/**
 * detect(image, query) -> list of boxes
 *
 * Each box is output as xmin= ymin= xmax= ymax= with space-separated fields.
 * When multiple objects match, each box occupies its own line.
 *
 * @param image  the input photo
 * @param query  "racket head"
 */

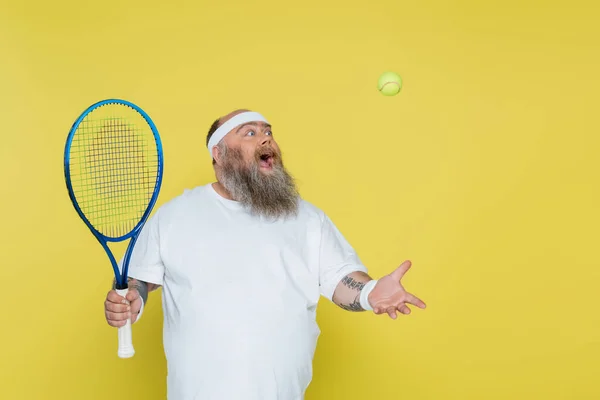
xmin=64 ymin=99 xmax=164 ymax=243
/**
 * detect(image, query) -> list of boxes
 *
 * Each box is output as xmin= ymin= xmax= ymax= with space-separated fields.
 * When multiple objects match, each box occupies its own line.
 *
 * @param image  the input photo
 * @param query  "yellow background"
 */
xmin=1 ymin=0 xmax=599 ymax=398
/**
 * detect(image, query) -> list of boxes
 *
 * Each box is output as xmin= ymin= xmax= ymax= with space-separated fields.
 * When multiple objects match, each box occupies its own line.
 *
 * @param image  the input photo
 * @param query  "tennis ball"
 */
xmin=377 ymin=71 xmax=402 ymax=96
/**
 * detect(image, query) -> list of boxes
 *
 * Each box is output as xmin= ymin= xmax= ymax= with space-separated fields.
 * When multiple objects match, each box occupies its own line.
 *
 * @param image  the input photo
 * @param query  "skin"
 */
xmin=104 ymin=110 xmax=426 ymax=328
xmin=332 ymin=261 xmax=426 ymax=318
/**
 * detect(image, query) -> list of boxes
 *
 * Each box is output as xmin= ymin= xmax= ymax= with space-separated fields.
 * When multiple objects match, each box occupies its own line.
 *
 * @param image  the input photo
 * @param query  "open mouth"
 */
xmin=259 ymin=153 xmax=274 ymax=169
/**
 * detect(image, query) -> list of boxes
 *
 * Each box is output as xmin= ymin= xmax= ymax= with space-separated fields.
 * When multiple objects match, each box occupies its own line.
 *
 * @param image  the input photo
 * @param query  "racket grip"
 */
xmin=116 ymin=288 xmax=135 ymax=358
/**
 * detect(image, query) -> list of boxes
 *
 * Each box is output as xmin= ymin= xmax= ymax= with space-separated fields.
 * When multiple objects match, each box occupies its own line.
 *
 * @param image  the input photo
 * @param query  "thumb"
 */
xmin=126 ymin=288 xmax=140 ymax=302
xmin=390 ymin=260 xmax=411 ymax=281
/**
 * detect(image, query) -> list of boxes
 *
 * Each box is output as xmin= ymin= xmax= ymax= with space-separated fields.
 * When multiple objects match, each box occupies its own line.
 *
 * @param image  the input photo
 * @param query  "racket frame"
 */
xmin=63 ymin=98 xmax=164 ymax=290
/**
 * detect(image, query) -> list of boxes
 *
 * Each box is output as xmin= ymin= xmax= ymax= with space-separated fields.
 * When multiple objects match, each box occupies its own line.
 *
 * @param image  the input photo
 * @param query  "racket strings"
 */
xmin=68 ymin=106 xmax=160 ymax=238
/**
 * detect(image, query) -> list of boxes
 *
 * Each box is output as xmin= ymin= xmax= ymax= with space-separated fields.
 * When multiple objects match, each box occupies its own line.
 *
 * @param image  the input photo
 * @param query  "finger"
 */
xmin=405 ymin=293 xmax=427 ymax=309
xmin=386 ymin=306 xmax=397 ymax=320
xmin=390 ymin=260 xmax=412 ymax=281
xmin=106 ymin=290 xmax=129 ymax=305
xmin=105 ymin=300 xmax=130 ymax=313
xmin=126 ymin=290 xmax=140 ymax=302
xmin=374 ymin=307 xmax=384 ymax=315
xmin=397 ymin=303 xmax=411 ymax=315
xmin=107 ymin=318 xmax=128 ymax=328
xmin=129 ymin=298 xmax=142 ymax=314
xmin=105 ymin=310 xmax=131 ymax=322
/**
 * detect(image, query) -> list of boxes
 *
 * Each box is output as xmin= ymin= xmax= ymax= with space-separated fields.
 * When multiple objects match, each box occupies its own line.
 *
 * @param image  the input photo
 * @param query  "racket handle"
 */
xmin=116 ymin=288 xmax=135 ymax=358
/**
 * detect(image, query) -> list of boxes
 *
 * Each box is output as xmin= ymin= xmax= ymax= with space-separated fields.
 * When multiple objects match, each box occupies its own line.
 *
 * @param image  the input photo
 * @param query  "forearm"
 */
xmin=332 ymin=271 xmax=374 ymax=312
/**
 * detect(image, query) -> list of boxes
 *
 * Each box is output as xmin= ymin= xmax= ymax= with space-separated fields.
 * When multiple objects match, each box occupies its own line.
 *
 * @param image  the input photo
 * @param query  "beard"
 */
xmin=217 ymin=143 xmax=300 ymax=220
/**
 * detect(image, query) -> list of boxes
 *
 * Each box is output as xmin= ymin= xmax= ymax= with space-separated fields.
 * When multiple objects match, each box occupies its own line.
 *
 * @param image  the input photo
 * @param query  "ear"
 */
xmin=212 ymin=145 xmax=221 ymax=165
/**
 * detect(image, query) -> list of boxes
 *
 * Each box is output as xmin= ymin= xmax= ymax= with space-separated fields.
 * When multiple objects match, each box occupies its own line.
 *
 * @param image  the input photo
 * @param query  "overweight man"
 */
xmin=104 ymin=109 xmax=426 ymax=400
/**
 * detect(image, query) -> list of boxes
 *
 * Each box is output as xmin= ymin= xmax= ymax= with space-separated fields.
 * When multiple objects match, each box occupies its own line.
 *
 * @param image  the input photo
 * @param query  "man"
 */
xmin=104 ymin=109 xmax=426 ymax=400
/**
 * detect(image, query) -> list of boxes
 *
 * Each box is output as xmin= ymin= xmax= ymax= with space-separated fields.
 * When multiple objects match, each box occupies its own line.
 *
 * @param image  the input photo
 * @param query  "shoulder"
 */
xmin=297 ymin=198 xmax=327 ymax=223
xmin=151 ymin=184 xmax=214 ymax=219
xmin=297 ymin=198 xmax=347 ymax=233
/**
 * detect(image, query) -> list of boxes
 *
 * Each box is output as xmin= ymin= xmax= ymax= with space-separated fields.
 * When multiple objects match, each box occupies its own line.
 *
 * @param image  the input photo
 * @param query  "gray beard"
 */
xmin=217 ymin=144 xmax=300 ymax=220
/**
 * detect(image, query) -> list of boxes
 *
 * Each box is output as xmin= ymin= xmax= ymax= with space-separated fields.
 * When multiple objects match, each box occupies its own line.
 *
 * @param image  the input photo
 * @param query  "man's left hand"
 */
xmin=369 ymin=260 xmax=426 ymax=319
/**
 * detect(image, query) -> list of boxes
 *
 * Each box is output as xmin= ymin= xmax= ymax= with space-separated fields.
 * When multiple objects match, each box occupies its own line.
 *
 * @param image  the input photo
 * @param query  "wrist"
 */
xmin=359 ymin=279 xmax=378 ymax=311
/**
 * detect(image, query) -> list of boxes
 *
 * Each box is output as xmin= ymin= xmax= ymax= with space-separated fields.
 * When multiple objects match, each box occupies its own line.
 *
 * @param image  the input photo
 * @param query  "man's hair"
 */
xmin=206 ymin=118 xmax=220 ymax=165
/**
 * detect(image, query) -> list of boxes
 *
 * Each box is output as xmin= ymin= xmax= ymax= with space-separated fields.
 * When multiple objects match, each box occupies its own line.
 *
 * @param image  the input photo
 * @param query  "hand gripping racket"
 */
xmin=63 ymin=99 xmax=164 ymax=358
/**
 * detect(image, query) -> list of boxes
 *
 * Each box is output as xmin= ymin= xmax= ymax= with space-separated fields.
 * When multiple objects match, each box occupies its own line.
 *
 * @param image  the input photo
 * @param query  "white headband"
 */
xmin=207 ymin=111 xmax=269 ymax=157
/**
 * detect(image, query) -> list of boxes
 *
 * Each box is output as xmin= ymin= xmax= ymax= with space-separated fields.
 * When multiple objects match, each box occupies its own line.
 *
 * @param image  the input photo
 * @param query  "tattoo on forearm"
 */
xmin=341 ymin=276 xmax=366 ymax=291
xmin=337 ymin=276 xmax=366 ymax=312
xmin=338 ymin=294 xmax=365 ymax=312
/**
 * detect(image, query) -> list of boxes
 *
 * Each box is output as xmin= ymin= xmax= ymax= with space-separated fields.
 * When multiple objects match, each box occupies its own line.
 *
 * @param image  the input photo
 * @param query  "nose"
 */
xmin=259 ymin=134 xmax=272 ymax=146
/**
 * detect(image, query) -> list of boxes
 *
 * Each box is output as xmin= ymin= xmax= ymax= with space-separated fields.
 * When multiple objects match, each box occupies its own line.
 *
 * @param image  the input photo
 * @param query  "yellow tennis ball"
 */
xmin=378 ymin=71 xmax=402 ymax=96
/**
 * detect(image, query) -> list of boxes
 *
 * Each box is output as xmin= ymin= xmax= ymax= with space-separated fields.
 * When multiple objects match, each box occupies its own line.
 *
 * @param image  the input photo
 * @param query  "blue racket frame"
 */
xmin=64 ymin=99 xmax=164 ymax=289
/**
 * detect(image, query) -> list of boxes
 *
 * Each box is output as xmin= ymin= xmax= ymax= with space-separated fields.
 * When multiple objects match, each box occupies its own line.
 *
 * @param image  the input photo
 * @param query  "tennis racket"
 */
xmin=63 ymin=99 xmax=164 ymax=358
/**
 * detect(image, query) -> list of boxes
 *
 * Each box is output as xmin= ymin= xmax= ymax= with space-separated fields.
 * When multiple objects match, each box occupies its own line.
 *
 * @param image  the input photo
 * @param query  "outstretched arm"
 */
xmin=332 ymin=271 xmax=375 ymax=312
xmin=332 ymin=261 xmax=427 ymax=318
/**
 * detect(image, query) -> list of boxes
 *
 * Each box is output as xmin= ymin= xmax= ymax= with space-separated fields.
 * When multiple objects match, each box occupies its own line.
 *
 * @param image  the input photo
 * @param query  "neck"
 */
xmin=212 ymin=181 xmax=234 ymax=200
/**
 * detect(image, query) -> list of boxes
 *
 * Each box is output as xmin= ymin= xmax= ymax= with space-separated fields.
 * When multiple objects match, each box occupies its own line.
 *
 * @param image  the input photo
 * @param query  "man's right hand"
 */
xmin=104 ymin=288 xmax=142 ymax=327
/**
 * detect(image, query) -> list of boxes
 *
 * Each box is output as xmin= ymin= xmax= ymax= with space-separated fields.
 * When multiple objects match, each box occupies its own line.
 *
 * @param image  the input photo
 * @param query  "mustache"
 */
xmin=254 ymin=146 xmax=282 ymax=164
xmin=255 ymin=145 xmax=279 ymax=157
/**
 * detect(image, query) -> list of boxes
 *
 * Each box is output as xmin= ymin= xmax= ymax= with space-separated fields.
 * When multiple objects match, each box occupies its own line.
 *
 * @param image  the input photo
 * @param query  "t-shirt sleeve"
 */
xmin=121 ymin=208 xmax=165 ymax=286
xmin=318 ymin=213 xmax=368 ymax=301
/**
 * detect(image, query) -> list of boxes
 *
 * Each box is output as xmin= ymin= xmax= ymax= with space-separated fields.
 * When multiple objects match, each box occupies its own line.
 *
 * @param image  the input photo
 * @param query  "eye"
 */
xmin=265 ymin=130 xmax=272 ymax=136
xmin=246 ymin=130 xmax=255 ymax=136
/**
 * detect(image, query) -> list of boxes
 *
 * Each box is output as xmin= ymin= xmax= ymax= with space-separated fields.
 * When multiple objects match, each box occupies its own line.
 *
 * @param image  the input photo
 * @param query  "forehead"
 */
xmin=234 ymin=121 xmax=271 ymax=131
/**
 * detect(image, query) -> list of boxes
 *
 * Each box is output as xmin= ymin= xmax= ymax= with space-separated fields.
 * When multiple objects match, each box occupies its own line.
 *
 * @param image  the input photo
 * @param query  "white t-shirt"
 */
xmin=127 ymin=183 xmax=368 ymax=400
